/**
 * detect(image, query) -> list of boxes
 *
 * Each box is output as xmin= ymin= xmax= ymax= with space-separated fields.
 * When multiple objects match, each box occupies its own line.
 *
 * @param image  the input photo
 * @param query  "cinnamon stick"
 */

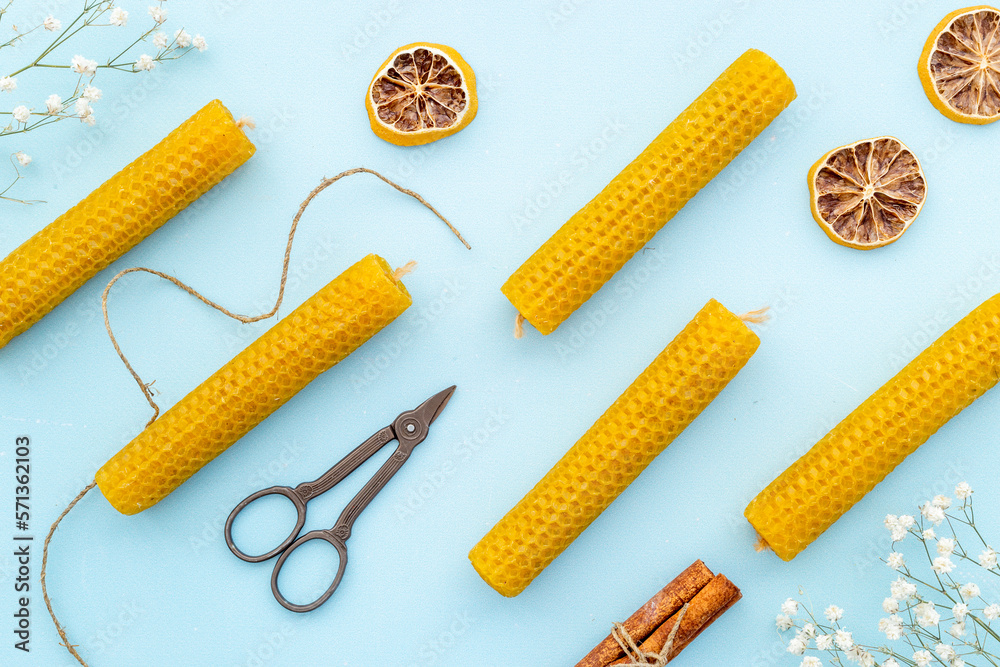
xmin=609 ymin=574 xmax=742 ymax=665
xmin=574 ymin=561 xmax=714 ymax=667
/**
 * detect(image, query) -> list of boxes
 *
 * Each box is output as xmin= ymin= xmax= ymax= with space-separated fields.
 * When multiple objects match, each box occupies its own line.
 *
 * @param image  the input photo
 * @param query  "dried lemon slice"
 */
xmin=366 ymin=43 xmax=477 ymax=146
xmin=919 ymin=6 xmax=1000 ymax=124
xmin=808 ymin=137 xmax=927 ymax=250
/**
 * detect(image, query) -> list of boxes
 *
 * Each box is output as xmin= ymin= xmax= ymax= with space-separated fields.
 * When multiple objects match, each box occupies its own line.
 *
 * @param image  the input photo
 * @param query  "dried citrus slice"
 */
xmin=919 ymin=6 xmax=1000 ymax=124
xmin=366 ymin=43 xmax=477 ymax=146
xmin=808 ymin=137 xmax=927 ymax=250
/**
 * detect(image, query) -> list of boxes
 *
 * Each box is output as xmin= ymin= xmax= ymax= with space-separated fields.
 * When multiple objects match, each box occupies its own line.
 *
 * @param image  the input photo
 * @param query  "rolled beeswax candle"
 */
xmin=96 ymin=254 xmax=410 ymax=515
xmin=469 ymin=300 xmax=760 ymax=596
xmin=745 ymin=293 xmax=1000 ymax=561
xmin=501 ymin=50 xmax=796 ymax=335
xmin=0 ymin=99 xmax=255 ymax=350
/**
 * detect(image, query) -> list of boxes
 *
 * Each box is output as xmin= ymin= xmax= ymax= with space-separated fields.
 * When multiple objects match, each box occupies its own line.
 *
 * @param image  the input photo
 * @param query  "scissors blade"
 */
xmin=412 ymin=385 xmax=456 ymax=427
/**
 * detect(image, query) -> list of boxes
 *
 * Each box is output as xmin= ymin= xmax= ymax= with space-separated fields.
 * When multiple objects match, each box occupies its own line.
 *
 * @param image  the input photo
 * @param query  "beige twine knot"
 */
xmin=738 ymin=307 xmax=771 ymax=324
xmin=611 ymin=603 xmax=689 ymax=666
xmin=235 ymin=115 xmax=256 ymax=130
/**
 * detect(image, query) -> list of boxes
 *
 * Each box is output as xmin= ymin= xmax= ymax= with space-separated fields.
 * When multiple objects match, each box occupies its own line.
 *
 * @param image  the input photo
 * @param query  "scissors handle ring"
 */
xmin=225 ymin=485 xmax=307 ymax=563
xmin=270 ymin=530 xmax=349 ymax=613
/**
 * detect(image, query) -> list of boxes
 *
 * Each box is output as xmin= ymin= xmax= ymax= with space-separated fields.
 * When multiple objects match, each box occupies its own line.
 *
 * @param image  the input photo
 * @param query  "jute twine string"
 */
xmin=102 ymin=167 xmax=469 ymax=428
xmin=611 ymin=602 xmax=690 ymax=666
xmin=43 ymin=168 xmax=466 ymax=667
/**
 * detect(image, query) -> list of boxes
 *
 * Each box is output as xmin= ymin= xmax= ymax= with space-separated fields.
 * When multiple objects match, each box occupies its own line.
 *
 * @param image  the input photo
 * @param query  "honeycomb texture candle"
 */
xmin=469 ymin=299 xmax=760 ymax=596
xmin=745 ymin=293 xmax=1000 ymax=561
xmin=96 ymin=254 xmax=411 ymax=515
xmin=0 ymin=99 xmax=255 ymax=350
xmin=501 ymin=49 xmax=796 ymax=335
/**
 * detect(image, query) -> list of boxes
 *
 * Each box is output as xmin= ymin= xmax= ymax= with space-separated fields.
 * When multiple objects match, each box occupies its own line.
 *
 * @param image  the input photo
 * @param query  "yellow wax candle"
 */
xmin=502 ymin=49 xmax=796 ymax=335
xmin=469 ymin=299 xmax=760 ymax=596
xmin=746 ymin=293 xmax=1000 ymax=561
xmin=0 ymin=99 xmax=255 ymax=350
xmin=95 ymin=254 xmax=411 ymax=515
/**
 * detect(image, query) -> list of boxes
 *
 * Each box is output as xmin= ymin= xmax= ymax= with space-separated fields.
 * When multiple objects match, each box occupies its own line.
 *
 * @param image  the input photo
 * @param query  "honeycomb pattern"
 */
xmin=0 ymin=99 xmax=255 ymax=350
xmin=469 ymin=300 xmax=760 ymax=596
xmin=95 ymin=254 xmax=412 ymax=515
xmin=745 ymin=293 xmax=1000 ymax=561
xmin=501 ymin=49 xmax=796 ymax=335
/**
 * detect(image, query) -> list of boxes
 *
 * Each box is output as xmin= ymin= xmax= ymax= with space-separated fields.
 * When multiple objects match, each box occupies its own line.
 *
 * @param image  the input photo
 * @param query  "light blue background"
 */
xmin=2 ymin=0 xmax=1000 ymax=665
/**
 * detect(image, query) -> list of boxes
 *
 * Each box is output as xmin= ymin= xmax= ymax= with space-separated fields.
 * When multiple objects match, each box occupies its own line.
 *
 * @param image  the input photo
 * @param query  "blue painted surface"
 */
xmin=2 ymin=1 xmax=1000 ymax=665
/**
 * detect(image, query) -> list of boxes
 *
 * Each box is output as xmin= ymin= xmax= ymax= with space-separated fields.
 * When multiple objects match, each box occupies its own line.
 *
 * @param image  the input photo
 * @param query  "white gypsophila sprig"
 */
xmin=0 ymin=0 xmax=209 ymax=203
xmin=776 ymin=483 xmax=1000 ymax=666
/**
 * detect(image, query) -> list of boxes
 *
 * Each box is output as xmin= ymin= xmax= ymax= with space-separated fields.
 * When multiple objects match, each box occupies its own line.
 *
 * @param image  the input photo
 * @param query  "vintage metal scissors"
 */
xmin=224 ymin=386 xmax=456 ymax=612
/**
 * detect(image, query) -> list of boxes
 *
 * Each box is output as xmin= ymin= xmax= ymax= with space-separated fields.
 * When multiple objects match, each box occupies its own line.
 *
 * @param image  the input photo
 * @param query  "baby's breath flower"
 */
xmin=885 ymin=515 xmax=909 ymax=542
xmin=134 ymin=54 xmax=156 ymax=72
xmin=801 ymin=658 xmax=822 ymax=667
xmin=15 ymin=152 xmax=31 ymax=166
xmin=984 ymin=603 xmax=1000 ymax=620
xmin=935 ymin=643 xmax=956 ymax=660
xmin=933 ymin=495 xmax=953 ymax=509
xmin=816 ymin=634 xmax=834 ymax=650
xmin=44 ymin=94 xmax=61 ymax=114
xmin=979 ymin=547 xmax=997 ymax=569
xmin=12 ymin=105 xmax=30 ymax=123
xmin=959 ymin=582 xmax=980 ymax=599
xmin=913 ymin=650 xmax=932 ymax=667
xmin=110 ymin=7 xmax=128 ymax=27
xmin=898 ymin=515 xmax=915 ymax=529
xmin=82 ymin=86 xmax=101 ymax=102
xmin=0 ymin=77 xmax=17 ymax=93
xmin=834 ymin=628 xmax=853 ymax=650
xmin=953 ymin=658 xmax=966 ymax=667
xmin=955 ymin=482 xmax=973 ymax=499
xmin=152 ymin=32 xmax=168 ymax=49
xmin=782 ymin=598 xmax=799 ymax=616
xmin=921 ymin=501 xmax=946 ymax=525
xmin=787 ymin=637 xmax=807 ymax=656
xmin=878 ymin=615 xmax=904 ymax=640
xmin=922 ymin=528 xmax=936 ymax=541
xmin=71 ymin=55 xmax=98 ymax=76
xmin=932 ymin=556 xmax=956 ymax=574
xmin=891 ymin=577 xmax=917 ymax=600
xmin=882 ymin=660 xmax=900 ymax=667
xmin=82 ymin=112 xmax=96 ymax=126
xmin=847 ymin=646 xmax=875 ymax=666
xmin=886 ymin=552 xmax=905 ymax=570
xmin=43 ymin=15 xmax=61 ymax=31
xmin=148 ymin=6 xmax=167 ymax=24
xmin=825 ymin=605 xmax=844 ymax=623
xmin=915 ymin=602 xmax=941 ymax=628
xmin=882 ymin=597 xmax=899 ymax=614
xmin=74 ymin=98 xmax=91 ymax=116
xmin=192 ymin=34 xmax=206 ymax=52
xmin=937 ymin=538 xmax=956 ymax=556
xmin=174 ymin=28 xmax=191 ymax=48
xmin=948 ymin=620 xmax=966 ymax=638
xmin=799 ymin=623 xmax=817 ymax=639
xmin=776 ymin=613 xmax=794 ymax=631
